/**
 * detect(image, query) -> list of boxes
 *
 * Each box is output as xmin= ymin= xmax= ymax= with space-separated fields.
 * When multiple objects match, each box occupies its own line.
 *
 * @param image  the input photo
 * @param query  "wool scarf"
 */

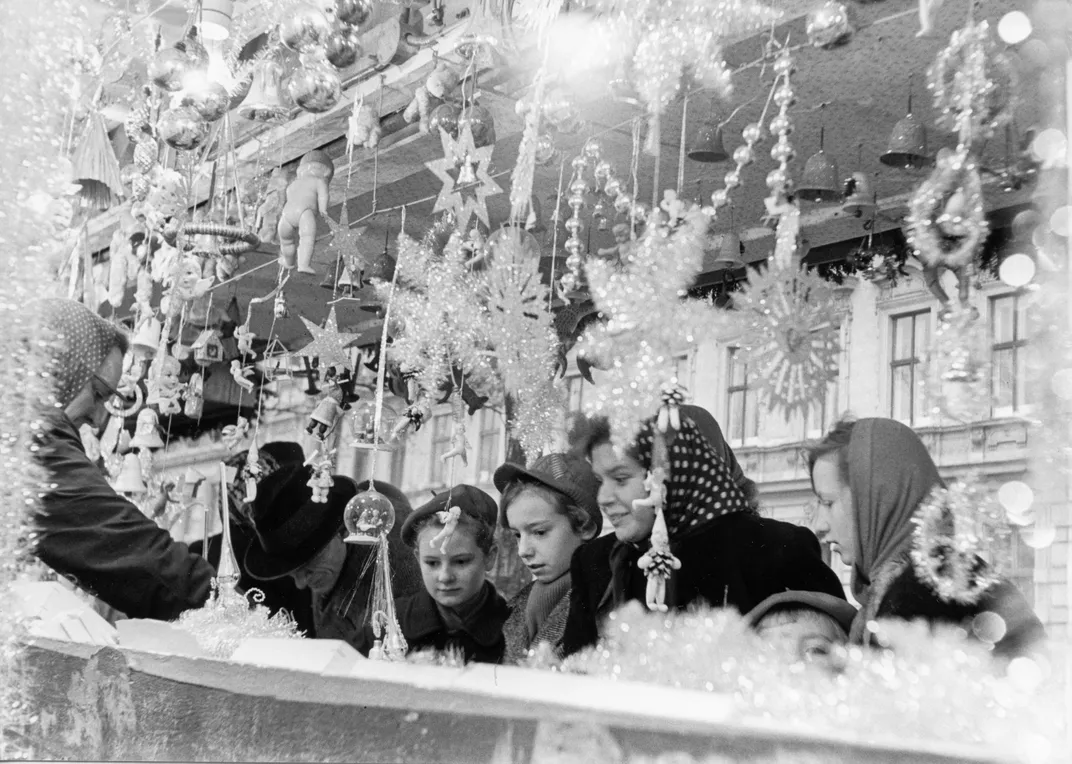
xmin=523 ymin=573 xmax=571 ymax=642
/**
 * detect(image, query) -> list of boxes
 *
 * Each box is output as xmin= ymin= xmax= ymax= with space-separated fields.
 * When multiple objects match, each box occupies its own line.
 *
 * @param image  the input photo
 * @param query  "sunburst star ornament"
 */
xmin=324 ymin=202 xmax=369 ymax=284
xmin=425 ymin=125 xmax=502 ymax=229
xmin=293 ymin=307 xmax=360 ymax=371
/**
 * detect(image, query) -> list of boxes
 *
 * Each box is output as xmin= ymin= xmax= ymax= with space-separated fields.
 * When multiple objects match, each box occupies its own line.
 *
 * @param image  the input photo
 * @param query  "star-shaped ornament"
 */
xmin=425 ymin=125 xmax=502 ymax=229
xmin=293 ymin=307 xmax=361 ymax=370
xmin=324 ymin=203 xmax=369 ymax=280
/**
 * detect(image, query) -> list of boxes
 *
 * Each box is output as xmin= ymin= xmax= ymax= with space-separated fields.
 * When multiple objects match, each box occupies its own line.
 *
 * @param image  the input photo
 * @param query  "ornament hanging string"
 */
xmin=676 ymin=93 xmax=688 ymax=196
xmin=547 ymin=159 xmax=566 ymax=313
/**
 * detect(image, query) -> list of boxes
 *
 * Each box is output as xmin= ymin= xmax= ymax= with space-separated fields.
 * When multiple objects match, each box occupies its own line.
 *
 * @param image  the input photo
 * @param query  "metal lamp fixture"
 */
xmin=797 ymin=126 xmax=841 ymax=203
xmin=881 ymin=84 xmax=931 ymax=169
xmin=199 ymin=0 xmax=234 ymax=41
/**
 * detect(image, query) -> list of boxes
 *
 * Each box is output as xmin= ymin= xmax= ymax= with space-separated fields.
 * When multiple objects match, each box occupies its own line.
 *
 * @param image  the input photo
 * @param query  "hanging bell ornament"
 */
xmin=881 ymin=112 xmax=930 ymax=169
xmin=335 ymin=0 xmax=372 ymax=27
xmin=158 ymin=107 xmax=209 ymax=151
xmin=842 ymin=172 xmax=877 ymax=217
xmin=181 ymin=78 xmax=231 ymax=123
xmin=287 ymin=61 xmax=342 ymax=113
xmin=457 ymin=156 xmax=477 ymax=185
xmin=687 ymin=121 xmax=729 ymax=163
xmin=806 ymin=1 xmax=854 ymax=49
xmin=797 ymin=129 xmax=840 ymax=203
xmin=114 ymin=453 xmax=147 ymax=494
xmin=132 ymin=316 xmax=162 ymax=359
xmin=325 ymin=25 xmax=364 ymax=69
xmin=238 ymin=60 xmax=290 ymax=122
xmin=428 ymin=102 xmax=460 ymax=138
xmin=343 ymin=487 xmax=397 ymax=544
xmin=148 ymin=47 xmax=189 ymax=92
xmin=280 ymin=3 xmax=333 ymax=53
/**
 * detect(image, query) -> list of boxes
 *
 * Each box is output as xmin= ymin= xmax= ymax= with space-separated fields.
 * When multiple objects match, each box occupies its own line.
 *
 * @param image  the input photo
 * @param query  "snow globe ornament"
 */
xmin=343 ymin=488 xmax=395 ymax=545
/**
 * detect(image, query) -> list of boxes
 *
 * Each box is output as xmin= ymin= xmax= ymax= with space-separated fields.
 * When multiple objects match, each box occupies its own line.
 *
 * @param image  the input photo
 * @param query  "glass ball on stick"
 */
xmin=344 ymin=487 xmax=397 ymax=544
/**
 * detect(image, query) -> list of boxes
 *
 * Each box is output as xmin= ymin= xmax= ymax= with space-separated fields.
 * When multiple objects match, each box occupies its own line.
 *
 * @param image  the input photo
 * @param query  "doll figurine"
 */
xmin=255 ymin=166 xmax=292 ymax=245
xmin=150 ymin=355 xmax=184 ymax=415
xmin=596 ymin=223 xmax=635 ymax=265
xmin=230 ymin=360 xmax=255 ymax=392
xmin=278 ymin=150 xmax=335 ymax=274
xmin=347 ymin=98 xmax=381 ymax=153
xmin=637 ymin=504 xmax=680 ymax=613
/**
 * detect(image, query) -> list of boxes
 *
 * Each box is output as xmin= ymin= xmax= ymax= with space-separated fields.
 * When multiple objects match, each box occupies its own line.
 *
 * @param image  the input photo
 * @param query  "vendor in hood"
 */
xmin=244 ymin=466 xmax=422 ymax=649
xmin=33 ymin=298 xmax=214 ymax=621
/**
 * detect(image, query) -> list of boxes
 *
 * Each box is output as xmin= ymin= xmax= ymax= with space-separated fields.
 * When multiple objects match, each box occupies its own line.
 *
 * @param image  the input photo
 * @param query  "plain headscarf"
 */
xmin=847 ymin=418 xmax=943 ymax=612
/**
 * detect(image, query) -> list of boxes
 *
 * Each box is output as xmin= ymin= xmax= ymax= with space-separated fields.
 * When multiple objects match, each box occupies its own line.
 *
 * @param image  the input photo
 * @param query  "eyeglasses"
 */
xmin=90 ymin=374 xmax=120 ymax=403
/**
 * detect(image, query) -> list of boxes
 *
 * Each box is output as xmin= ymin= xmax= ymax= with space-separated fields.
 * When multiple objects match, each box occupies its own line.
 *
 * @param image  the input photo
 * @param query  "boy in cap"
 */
xmin=369 ymin=485 xmax=509 ymax=664
xmin=746 ymin=590 xmax=857 ymax=668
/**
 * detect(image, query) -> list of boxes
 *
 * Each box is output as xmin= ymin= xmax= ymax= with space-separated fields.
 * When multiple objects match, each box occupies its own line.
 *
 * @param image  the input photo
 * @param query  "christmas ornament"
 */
xmin=278 ymin=150 xmax=335 ymax=273
xmin=427 ymin=102 xmax=459 ymax=139
xmin=805 ymin=1 xmax=854 ymax=49
xmin=323 ymin=203 xmax=371 ymax=285
xmin=158 ymin=106 xmax=209 ymax=151
xmin=346 ymin=96 xmax=381 ymax=153
xmin=148 ymin=46 xmax=189 ymax=92
xmin=71 ymin=111 xmax=124 ymax=210
xmin=238 ymin=59 xmax=289 ymax=122
xmin=426 ymin=125 xmax=503 ymax=230
xmin=344 ymin=488 xmax=396 ymax=544
xmin=294 ymin=306 xmax=360 ymax=371
xmin=335 ymin=0 xmax=372 ymax=27
xmin=286 ymin=59 xmax=342 ymax=113
xmin=279 ymin=3 xmax=332 ymax=53
xmin=181 ymin=78 xmax=231 ymax=123
xmin=325 ymin=24 xmax=363 ymax=69
xmin=923 ymin=307 xmax=992 ymax=423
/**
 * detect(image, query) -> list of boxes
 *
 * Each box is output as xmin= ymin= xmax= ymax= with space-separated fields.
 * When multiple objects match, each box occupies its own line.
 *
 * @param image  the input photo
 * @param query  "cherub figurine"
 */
xmin=254 ymin=166 xmax=292 ymax=245
xmin=234 ymin=323 xmax=256 ymax=357
xmin=304 ymin=447 xmax=335 ymax=503
xmin=222 ymin=416 xmax=250 ymax=451
xmin=439 ymin=398 xmax=470 ymax=467
xmin=596 ymin=223 xmax=635 ymax=265
xmin=347 ymin=98 xmax=381 ymax=153
xmin=230 ymin=360 xmax=255 ymax=392
xmin=637 ymin=504 xmax=680 ymax=613
xmin=278 ymin=150 xmax=335 ymax=274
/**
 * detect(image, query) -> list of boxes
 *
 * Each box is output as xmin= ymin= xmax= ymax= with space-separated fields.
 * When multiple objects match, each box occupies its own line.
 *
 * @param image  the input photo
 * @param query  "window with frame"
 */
xmin=804 ymin=378 xmax=839 ymax=436
xmin=476 ymin=408 xmax=503 ymax=482
xmin=990 ymin=293 xmax=1029 ymax=414
xmin=889 ymin=310 xmax=932 ymax=425
xmin=428 ymin=412 xmax=453 ymax=487
xmin=672 ymin=352 xmax=692 ymax=393
xmin=567 ymin=374 xmax=586 ymax=415
xmin=726 ymin=347 xmax=759 ymax=444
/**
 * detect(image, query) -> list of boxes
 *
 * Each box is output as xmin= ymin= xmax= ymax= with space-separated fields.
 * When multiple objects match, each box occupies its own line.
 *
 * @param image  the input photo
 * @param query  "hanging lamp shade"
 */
xmin=200 ymin=0 xmax=234 ymax=40
xmin=713 ymin=232 xmax=745 ymax=270
xmin=797 ymin=127 xmax=840 ymax=203
xmin=880 ymin=112 xmax=931 ymax=169
xmin=114 ymin=453 xmax=147 ymax=494
xmin=687 ymin=121 xmax=729 ymax=163
xmin=842 ymin=171 xmax=878 ymax=217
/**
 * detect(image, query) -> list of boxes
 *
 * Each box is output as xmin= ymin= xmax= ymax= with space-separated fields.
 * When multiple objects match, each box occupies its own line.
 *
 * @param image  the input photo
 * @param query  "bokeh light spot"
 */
xmin=998 ymin=253 xmax=1035 ymax=287
xmin=971 ymin=611 xmax=1007 ymax=644
xmin=998 ymin=480 xmax=1034 ymax=515
xmin=1049 ymin=205 xmax=1072 ymax=237
xmin=1021 ymin=525 xmax=1056 ymax=549
xmin=1030 ymin=128 xmax=1067 ymax=164
xmin=1050 ymin=368 xmax=1072 ymax=400
xmin=998 ymin=11 xmax=1033 ymax=44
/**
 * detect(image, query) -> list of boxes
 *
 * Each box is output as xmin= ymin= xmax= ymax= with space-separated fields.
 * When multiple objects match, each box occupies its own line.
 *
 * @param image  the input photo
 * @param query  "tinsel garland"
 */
xmin=175 ymin=590 xmax=303 ymax=660
xmin=588 ymin=0 xmax=782 ymax=118
xmin=910 ymin=476 xmax=1010 ymax=606
xmin=0 ymin=0 xmax=88 ymax=757
xmin=733 ymin=262 xmax=841 ymax=422
xmin=544 ymin=606 xmax=1066 ymax=760
xmin=906 ymin=150 xmax=987 ymax=273
xmin=480 ymin=248 xmax=560 ymax=458
xmin=579 ymin=197 xmax=729 ymax=444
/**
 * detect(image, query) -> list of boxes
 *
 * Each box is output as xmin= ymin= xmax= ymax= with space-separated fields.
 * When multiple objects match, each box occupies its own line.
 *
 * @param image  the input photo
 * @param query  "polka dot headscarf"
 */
xmin=634 ymin=417 xmax=754 ymax=541
xmin=40 ymin=298 xmax=126 ymax=407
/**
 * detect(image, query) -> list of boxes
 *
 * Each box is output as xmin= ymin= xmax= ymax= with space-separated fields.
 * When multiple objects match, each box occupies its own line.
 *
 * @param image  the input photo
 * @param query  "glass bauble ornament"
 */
xmin=343 ymin=488 xmax=396 ymax=544
xmin=742 ymin=122 xmax=763 ymax=143
xmin=733 ymin=145 xmax=754 ymax=166
xmin=534 ymin=133 xmax=557 ymax=166
xmin=181 ymin=79 xmax=230 ymax=122
xmin=335 ymin=0 xmax=372 ymax=27
xmin=428 ymin=102 xmax=459 ymax=137
xmin=286 ymin=63 xmax=341 ymax=113
xmin=149 ymin=47 xmax=188 ymax=92
xmin=280 ymin=3 xmax=332 ymax=53
xmin=806 ymin=1 xmax=854 ymax=49
xmin=158 ymin=107 xmax=209 ymax=151
xmin=458 ymin=105 xmax=495 ymax=148
xmin=770 ymin=114 xmax=793 ymax=136
xmin=326 ymin=25 xmax=363 ymax=69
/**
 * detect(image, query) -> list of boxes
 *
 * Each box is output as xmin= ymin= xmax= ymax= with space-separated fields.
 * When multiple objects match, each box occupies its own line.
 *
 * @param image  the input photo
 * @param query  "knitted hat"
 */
xmin=39 ymin=298 xmax=127 ymax=407
xmin=493 ymin=452 xmax=602 ymax=534
xmin=745 ymin=591 xmax=858 ymax=636
xmin=400 ymin=484 xmax=498 ymax=548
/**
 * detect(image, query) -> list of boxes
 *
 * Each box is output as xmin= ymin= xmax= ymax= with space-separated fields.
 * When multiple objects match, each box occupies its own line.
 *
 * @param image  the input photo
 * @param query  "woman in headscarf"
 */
xmin=561 ymin=407 xmax=844 ymax=656
xmin=807 ymin=417 xmax=1045 ymax=658
xmin=33 ymin=298 xmax=213 ymax=621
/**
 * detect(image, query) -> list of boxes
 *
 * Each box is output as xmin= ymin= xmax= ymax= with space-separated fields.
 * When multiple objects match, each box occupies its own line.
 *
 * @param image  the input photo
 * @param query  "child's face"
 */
xmin=590 ymin=442 xmax=654 ymax=544
xmin=506 ymin=490 xmax=588 ymax=583
xmin=756 ymin=609 xmax=847 ymax=665
xmin=417 ymin=524 xmax=488 ymax=608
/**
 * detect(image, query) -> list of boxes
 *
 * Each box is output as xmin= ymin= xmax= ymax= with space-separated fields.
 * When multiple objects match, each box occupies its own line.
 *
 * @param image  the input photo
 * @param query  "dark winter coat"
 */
xmin=501 ymin=581 xmax=572 ymax=664
xmin=874 ymin=562 xmax=1045 ymax=659
xmin=311 ymin=532 xmax=423 ymax=651
xmin=562 ymin=512 xmax=846 ymax=656
xmin=191 ymin=529 xmax=315 ymax=635
xmin=33 ymin=413 xmax=213 ymax=621
xmin=359 ymin=583 xmax=510 ymax=664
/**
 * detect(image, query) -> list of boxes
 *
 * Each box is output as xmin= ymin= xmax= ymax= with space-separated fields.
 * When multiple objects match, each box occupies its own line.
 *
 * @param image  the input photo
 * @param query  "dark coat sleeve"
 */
xmin=33 ymin=416 xmax=214 ymax=621
xmin=561 ymin=538 xmax=612 ymax=657
xmin=781 ymin=523 xmax=847 ymax=600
